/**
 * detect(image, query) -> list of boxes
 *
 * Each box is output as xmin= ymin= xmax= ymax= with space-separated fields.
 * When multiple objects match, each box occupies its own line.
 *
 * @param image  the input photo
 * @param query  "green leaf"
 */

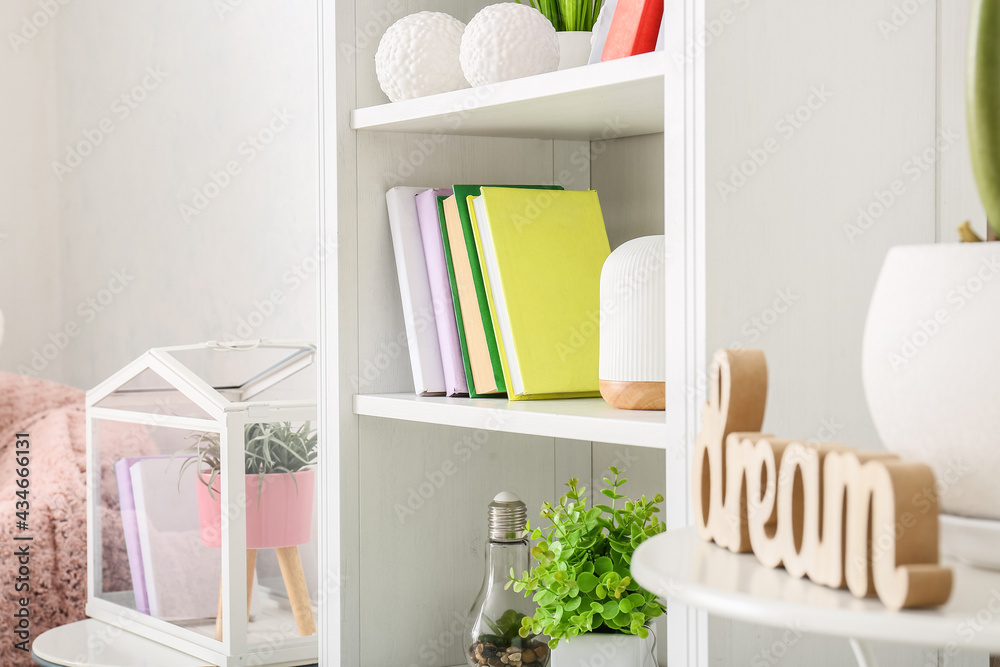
xmin=600 ymin=600 xmax=619 ymax=619
xmin=626 ymin=592 xmax=645 ymax=609
xmin=595 ymin=556 xmax=614 ymax=574
xmin=576 ymin=571 xmax=600 ymax=593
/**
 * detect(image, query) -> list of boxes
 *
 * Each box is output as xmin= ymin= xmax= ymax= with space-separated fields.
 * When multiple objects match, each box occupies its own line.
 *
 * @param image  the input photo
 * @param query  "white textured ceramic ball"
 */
xmin=375 ymin=12 xmax=469 ymax=102
xmin=460 ymin=4 xmax=560 ymax=86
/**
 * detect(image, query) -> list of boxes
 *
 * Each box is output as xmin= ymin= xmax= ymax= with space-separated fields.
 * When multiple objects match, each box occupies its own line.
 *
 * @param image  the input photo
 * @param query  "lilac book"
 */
xmin=415 ymin=188 xmax=469 ymax=396
xmin=115 ymin=455 xmax=171 ymax=615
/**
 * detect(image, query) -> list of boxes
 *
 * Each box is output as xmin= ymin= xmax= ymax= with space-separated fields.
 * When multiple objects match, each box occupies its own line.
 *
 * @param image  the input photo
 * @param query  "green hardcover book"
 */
xmin=451 ymin=184 xmax=564 ymax=396
xmin=436 ymin=194 xmax=500 ymax=397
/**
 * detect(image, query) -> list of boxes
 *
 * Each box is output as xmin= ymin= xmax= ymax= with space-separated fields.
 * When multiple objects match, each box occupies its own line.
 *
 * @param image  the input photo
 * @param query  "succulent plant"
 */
xmin=176 ymin=422 xmax=317 ymax=500
xmin=507 ymin=468 xmax=666 ymax=648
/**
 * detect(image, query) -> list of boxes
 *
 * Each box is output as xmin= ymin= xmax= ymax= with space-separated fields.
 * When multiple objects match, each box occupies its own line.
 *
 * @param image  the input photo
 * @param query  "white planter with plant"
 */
xmin=508 ymin=469 xmax=665 ymax=666
xmin=862 ymin=0 xmax=1000 ymax=526
xmin=518 ymin=0 xmax=606 ymax=70
xmin=179 ymin=421 xmax=318 ymax=639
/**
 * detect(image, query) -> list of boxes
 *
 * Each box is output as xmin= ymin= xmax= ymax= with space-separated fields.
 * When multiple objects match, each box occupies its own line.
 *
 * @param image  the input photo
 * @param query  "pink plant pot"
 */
xmin=196 ymin=468 xmax=315 ymax=549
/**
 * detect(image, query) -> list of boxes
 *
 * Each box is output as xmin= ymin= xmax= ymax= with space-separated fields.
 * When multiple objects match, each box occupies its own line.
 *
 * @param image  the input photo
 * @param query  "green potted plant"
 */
xmin=860 ymin=0 xmax=1000 ymax=535
xmin=508 ymin=468 xmax=666 ymax=666
xmin=518 ymin=0 xmax=605 ymax=69
xmin=177 ymin=422 xmax=318 ymax=549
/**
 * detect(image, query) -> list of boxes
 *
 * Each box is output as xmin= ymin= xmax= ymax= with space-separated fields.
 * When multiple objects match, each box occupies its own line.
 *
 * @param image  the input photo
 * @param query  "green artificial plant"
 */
xmin=518 ymin=0 xmax=605 ymax=32
xmin=507 ymin=468 xmax=666 ymax=648
xmin=176 ymin=421 xmax=318 ymax=501
xmin=968 ymin=0 xmax=1000 ymax=238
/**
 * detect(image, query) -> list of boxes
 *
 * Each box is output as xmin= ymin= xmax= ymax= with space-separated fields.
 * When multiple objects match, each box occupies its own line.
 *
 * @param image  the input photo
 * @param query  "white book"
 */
xmin=588 ymin=0 xmax=620 ymax=64
xmin=655 ymin=9 xmax=665 ymax=51
xmin=130 ymin=458 xmax=223 ymax=621
xmin=386 ymin=187 xmax=447 ymax=396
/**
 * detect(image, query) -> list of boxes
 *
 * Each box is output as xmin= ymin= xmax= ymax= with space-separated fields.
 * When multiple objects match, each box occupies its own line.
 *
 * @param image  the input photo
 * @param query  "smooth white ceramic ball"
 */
xmin=375 ymin=12 xmax=469 ymax=103
xmin=460 ymin=4 xmax=560 ymax=86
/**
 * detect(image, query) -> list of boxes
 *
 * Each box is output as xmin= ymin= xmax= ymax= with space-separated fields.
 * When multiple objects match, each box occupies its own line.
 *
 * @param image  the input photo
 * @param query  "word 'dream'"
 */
xmin=692 ymin=349 xmax=952 ymax=610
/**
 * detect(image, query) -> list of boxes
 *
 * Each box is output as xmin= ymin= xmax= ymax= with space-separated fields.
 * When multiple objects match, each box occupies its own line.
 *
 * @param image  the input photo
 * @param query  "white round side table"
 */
xmin=632 ymin=527 xmax=1000 ymax=667
xmin=31 ymin=619 xmax=210 ymax=667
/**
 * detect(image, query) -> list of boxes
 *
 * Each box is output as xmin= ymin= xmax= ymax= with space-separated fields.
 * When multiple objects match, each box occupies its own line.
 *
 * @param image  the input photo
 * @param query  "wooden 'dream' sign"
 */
xmin=692 ymin=349 xmax=953 ymax=611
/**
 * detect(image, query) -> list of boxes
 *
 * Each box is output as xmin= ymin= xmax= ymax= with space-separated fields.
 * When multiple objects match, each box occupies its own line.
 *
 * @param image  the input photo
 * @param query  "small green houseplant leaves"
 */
xmin=507 ymin=468 xmax=666 ymax=648
xmin=517 ymin=0 xmax=604 ymax=31
xmin=176 ymin=421 xmax=318 ymax=500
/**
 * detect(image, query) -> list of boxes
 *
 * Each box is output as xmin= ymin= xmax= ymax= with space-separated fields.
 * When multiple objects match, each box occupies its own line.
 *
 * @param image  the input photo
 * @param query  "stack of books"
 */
xmin=115 ymin=455 xmax=259 ymax=620
xmin=387 ymin=184 xmax=611 ymax=401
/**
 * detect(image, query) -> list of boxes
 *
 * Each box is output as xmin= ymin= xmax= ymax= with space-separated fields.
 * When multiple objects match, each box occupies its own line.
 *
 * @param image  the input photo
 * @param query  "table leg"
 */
xmin=849 ymin=638 xmax=878 ymax=667
xmin=990 ymin=655 xmax=1000 ymax=667
xmin=215 ymin=549 xmax=258 ymax=641
xmin=275 ymin=545 xmax=316 ymax=636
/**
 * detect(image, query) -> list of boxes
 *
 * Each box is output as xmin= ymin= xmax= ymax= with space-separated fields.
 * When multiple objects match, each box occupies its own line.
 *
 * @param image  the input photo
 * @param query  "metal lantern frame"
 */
xmin=85 ymin=340 xmax=318 ymax=667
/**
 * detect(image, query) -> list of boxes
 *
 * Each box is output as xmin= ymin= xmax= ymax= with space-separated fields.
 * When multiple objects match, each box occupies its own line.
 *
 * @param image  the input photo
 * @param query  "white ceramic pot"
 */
xmin=551 ymin=632 xmax=655 ymax=667
xmin=557 ymin=31 xmax=593 ymax=70
xmin=862 ymin=242 xmax=1000 ymax=519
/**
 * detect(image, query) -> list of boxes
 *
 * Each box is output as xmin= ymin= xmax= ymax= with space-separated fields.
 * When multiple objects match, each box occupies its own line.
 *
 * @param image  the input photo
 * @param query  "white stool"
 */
xmin=31 ymin=620 xmax=210 ymax=667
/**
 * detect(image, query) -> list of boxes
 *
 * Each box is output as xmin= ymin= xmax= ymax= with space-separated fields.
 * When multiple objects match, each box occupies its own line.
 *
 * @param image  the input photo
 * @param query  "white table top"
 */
xmin=32 ymin=620 xmax=210 ymax=667
xmin=632 ymin=527 xmax=1000 ymax=652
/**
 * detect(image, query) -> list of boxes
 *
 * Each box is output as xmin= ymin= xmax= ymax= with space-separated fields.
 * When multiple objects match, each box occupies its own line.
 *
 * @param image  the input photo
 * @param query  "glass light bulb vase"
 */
xmin=466 ymin=492 xmax=551 ymax=667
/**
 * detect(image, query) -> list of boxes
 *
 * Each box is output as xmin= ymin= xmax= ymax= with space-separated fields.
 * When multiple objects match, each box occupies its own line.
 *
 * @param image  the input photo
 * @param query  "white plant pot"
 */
xmin=557 ymin=31 xmax=593 ymax=70
xmin=550 ymin=632 xmax=656 ymax=667
xmin=861 ymin=242 xmax=1000 ymax=519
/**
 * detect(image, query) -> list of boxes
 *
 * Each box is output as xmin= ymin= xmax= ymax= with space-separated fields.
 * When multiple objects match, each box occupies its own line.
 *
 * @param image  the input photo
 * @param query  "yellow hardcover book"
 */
xmin=471 ymin=188 xmax=609 ymax=400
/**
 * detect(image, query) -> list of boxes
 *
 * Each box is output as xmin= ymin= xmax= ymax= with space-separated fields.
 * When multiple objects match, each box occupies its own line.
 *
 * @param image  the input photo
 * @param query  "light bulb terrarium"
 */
xmin=465 ymin=492 xmax=551 ymax=667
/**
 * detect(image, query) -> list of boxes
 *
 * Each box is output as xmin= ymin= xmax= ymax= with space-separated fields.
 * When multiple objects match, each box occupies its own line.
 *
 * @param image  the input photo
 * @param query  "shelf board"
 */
xmin=632 ymin=527 xmax=1000 ymax=652
xmin=351 ymin=52 xmax=666 ymax=141
xmin=353 ymin=393 xmax=666 ymax=448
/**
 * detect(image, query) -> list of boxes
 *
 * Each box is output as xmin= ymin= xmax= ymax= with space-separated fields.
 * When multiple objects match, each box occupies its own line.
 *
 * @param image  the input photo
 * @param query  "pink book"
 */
xmin=415 ymin=188 xmax=469 ymax=396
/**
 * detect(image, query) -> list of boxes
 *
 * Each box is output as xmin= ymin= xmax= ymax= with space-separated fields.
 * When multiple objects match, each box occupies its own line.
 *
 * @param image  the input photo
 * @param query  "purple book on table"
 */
xmin=415 ymin=188 xmax=469 ymax=396
xmin=115 ymin=455 xmax=171 ymax=615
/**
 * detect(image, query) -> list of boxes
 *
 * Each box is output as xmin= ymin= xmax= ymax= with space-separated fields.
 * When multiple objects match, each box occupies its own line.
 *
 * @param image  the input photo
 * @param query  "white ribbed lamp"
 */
xmin=598 ymin=236 xmax=665 ymax=410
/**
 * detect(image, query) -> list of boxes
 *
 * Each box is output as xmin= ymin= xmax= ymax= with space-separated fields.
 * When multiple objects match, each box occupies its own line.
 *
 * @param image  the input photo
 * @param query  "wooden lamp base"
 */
xmin=599 ymin=379 xmax=665 ymax=410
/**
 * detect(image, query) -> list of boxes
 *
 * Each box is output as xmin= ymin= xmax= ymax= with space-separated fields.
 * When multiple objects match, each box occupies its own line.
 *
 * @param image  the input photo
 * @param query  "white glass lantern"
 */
xmin=85 ymin=340 xmax=318 ymax=667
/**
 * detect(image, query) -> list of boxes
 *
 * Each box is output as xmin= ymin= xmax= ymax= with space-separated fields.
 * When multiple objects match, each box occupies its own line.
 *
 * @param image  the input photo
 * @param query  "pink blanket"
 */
xmin=0 ymin=373 xmax=153 ymax=666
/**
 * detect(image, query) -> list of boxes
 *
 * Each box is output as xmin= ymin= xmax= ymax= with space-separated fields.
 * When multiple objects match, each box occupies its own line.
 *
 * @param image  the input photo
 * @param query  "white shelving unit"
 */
xmin=321 ymin=1 xmax=703 ymax=665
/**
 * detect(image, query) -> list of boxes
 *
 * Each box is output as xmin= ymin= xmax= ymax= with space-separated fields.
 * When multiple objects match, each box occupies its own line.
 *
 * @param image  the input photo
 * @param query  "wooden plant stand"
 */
xmin=215 ymin=546 xmax=316 ymax=641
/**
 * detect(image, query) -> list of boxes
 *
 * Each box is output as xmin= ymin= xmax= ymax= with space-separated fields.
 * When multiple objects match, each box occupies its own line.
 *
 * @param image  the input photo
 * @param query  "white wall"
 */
xmin=1 ymin=1 xmax=320 ymax=390
xmin=0 ymin=1 xmax=62 ymax=380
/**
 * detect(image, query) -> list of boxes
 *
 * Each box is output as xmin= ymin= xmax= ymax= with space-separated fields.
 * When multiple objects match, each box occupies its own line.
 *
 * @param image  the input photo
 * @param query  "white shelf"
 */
xmin=351 ymin=52 xmax=666 ymax=141
xmin=632 ymin=527 xmax=1000 ymax=652
xmin=353 ymin=393 xmax=667 ymax=448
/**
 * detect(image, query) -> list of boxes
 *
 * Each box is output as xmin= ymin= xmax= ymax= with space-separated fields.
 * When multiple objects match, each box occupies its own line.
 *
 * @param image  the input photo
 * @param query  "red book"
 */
xmin=601 ymin=0 xmax=664 ymax=61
